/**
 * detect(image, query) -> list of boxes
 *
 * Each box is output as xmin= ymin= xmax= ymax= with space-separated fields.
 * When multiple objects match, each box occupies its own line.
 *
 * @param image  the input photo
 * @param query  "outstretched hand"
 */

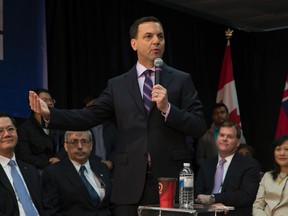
xmin=29 ymin=91 xmax=51 ymax=119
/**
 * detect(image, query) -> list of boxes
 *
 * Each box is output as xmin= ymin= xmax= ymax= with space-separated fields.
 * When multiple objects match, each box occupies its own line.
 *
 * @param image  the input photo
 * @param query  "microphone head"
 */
xmin=154 ymin=58 xmax=163 ymax=67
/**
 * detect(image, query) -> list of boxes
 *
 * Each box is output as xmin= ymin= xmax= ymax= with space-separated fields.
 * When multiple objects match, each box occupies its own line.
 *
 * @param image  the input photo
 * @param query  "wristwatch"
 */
xmin=209 ymin=194 xmax=215 ymax=204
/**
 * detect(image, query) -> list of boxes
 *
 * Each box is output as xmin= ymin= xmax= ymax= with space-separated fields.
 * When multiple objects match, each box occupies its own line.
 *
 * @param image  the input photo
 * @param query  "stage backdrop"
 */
xmin=0 ymin=0 xmax=47 ymax=118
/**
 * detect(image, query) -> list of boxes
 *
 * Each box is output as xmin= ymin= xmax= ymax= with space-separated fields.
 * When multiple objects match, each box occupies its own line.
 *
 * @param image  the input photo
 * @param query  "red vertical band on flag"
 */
xmin=275 ymin=75 xmax=288 ymax=137
xmin=216 ymin=40 xmax=241 ymax=126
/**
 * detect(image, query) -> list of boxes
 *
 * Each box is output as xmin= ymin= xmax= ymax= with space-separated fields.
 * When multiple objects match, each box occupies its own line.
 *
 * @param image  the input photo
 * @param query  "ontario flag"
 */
xmin=275 ymin=75 xmax=288 ymax=137
xmin=216 ymin=40 xmax=242 ymax=126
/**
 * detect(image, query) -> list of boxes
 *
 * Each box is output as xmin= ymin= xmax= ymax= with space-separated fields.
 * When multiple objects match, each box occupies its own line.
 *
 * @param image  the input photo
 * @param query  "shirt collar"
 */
xmin=136 ymin=62 xmax=155 ymax=77
xmin=0 ymin=153 xmax=16 ymax=168
xmin=70 ymin=159 xmax=91 ymax=172
xmin=218 ymin=153 xmax=235 ymax=164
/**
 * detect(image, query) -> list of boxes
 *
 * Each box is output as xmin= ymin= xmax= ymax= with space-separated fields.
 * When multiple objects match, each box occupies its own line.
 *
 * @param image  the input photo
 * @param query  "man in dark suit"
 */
xmin=42 ymin=130 xmax=112 ymax=216
xmin=29 ymin=16 xmax=206 ymax=216
xmin=0 ymin=112 xmax=55 ymax=216
xmin=195 ymin=121 xmax=261 ymax=216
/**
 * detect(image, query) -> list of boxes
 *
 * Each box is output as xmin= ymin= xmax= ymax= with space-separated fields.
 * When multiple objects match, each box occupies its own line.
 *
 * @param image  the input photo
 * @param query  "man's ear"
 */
xmin=130 ymin=39 xmax=137 ymax=51
xmin=64 ymin=143 xmax=68 ymax=152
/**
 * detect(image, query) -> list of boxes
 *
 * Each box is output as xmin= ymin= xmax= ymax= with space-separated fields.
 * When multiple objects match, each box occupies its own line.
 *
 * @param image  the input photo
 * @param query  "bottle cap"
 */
xmin=183 ymin=163 xmax=190 ymax=167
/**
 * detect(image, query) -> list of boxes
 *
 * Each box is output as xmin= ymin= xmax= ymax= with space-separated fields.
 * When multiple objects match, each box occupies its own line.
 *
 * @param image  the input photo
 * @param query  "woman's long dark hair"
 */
xmin=271 ymin=134 xmax=288 ymax=180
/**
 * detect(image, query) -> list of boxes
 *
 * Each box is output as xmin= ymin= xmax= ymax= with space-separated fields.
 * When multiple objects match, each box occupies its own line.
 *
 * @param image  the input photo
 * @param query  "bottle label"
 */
xmin=180 ymin=176 xmax=193 ymax=188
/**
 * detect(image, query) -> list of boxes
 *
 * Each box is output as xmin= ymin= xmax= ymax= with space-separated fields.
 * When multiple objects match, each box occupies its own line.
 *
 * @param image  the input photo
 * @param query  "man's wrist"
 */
xmin=209 ymin=194 xmax=215 ymax=204
xmin=42 ymin=117 xmax=50 ymax=128
xmin=161 ymin=103 xmax=170 ymax=115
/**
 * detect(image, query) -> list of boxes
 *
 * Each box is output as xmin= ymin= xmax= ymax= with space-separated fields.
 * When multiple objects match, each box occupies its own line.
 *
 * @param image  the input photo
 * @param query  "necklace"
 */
xmin=277 ymin=174 xmax=288 ymax=185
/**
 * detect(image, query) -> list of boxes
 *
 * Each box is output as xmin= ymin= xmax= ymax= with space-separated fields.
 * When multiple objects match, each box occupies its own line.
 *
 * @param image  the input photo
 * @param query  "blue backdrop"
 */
xmin=0 ymin=0 xmax=46 ymax=118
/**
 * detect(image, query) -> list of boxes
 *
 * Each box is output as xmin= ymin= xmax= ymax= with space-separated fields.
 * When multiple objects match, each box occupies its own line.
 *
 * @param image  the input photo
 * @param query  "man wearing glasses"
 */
xmin=42 ymin=130 xmax=112 ymax=216
xmin=0 ymin=112 xmax=55 ymax=215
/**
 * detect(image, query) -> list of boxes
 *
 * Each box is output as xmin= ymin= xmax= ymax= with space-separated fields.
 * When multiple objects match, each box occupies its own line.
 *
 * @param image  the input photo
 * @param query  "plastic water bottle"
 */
xmin=179 ymin=162 xmax=194 ymax=209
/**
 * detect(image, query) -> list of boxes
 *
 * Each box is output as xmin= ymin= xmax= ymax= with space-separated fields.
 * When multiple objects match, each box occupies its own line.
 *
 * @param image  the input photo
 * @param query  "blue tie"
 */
xmin=8 ymin=160 xmax=38 ymax=216
xmin=143 ymin=70 xmax=153 ymax=113
xmin=79 ymin=166 xmax=100 ymax=206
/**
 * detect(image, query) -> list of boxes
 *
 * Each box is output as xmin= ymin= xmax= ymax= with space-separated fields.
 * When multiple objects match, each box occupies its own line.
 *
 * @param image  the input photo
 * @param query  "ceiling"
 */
xmin=149 ymin=0 xmax=288 ymax=32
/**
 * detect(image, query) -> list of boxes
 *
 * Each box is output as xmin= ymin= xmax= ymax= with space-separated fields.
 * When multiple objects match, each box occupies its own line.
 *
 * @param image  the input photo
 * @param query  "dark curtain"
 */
xmin=45 ymin=0 xmax=288 ymax=171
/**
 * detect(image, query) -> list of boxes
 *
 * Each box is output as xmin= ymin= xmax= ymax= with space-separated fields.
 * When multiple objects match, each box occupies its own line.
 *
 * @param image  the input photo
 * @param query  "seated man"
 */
xmin=195 ymin=121 xmax=260 ymax=216
xmin=196 ymin=103 xmax=246 ymax=167
xmin=0 ymin=112 xmax=55 ymax=216
xmin=42 ymin=130 xmax=112 ymax=216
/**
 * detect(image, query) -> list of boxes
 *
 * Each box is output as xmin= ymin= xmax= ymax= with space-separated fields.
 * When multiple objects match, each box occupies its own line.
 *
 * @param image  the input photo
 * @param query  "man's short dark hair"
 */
xmin=129 ymin=16 xmax=162 ymax=39
xmin=220 ymin=121 xmax=241 ymax=139
xmin=213 ymin=103 xmax=229 ymax=113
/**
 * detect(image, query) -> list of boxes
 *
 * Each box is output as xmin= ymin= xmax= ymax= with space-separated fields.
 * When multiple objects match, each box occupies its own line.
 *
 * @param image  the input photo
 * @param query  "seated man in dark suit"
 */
xmin=0 ymin=112 xmax=55 ymax=216
xmin=195 ymin=121 xmax=261 ymax=216
xmin=42 ymin=130 xmax=112 ymax=216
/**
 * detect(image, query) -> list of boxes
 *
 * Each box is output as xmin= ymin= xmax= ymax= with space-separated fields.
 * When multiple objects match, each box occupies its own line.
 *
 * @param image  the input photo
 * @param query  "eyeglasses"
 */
xmin=0 ymin=126 xmax=17 ymax=136
xmin=66 ymin=139 xmax=91 ymax=146
xmin=42 ymin=98 xmax=56 ymax=104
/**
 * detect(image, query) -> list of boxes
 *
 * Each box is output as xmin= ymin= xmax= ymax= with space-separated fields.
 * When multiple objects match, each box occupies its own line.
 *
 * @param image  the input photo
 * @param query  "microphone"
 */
xmin=154 ymin=58 xmax=163 ymax=85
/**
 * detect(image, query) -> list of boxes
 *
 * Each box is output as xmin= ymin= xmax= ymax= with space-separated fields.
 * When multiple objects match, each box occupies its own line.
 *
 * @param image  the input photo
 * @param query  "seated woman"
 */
xmin=253 ymin=134 xmax=288 ymax=215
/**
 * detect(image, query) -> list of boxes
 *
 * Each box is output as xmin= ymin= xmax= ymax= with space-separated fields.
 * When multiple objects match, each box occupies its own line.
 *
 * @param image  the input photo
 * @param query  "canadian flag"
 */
xmin=216 ymin=40 xmax=242 ymax=126
xmin=275 ymin=75 xmax=288 ymax=137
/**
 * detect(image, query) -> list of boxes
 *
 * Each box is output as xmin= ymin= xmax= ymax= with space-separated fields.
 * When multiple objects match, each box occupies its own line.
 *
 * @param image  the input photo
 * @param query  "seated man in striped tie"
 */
xmin=0 ymin=112 xmax=55 ymax=216
xmin=42 ymin=130 xmax=112 ymax=216
xmin=195 ymin=121 xmax=261 ymax=216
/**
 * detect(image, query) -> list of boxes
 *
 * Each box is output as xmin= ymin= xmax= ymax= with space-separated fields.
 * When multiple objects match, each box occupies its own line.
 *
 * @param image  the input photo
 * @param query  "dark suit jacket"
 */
xmin=195 ymin=153 xmax=261 ymax=216
xmin=15 ymin=116 xmax=66 ymax=169
xmin=46 ymin=64 xmax=206 ymax=204
xmin=0 ymin=159 xmax=55 ymax=216
xmin=42 ymin=157 xmax=112 ymax=216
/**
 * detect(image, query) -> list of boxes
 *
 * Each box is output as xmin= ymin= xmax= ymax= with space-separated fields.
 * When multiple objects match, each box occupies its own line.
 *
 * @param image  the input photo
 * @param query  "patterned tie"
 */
xmin=143 ymin=70 xmax=153 ymax=113
xmin=212 ymin=158 xmax=227 ymax=194
xmin=8 ymin=160 xmax=38 ymax=216
xmin=79 ymin=166 xmax=100 ymax=205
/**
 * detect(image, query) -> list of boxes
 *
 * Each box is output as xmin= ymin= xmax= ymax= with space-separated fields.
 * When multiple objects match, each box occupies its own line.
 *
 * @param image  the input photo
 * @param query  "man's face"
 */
xmin=217 ymin=126 xmax=240 ymax=157
xmin=130 ymin=21 xmax=165 ymax=67
xmin=212 ymin=107 xmax=229 ymax=126
xmin=64 ymin=131 xmax=92 ymax=164
xmin=0 ymin=117 xmax=17 ymax=156
xmin=38 ymin=92 xmax=55 ymax=108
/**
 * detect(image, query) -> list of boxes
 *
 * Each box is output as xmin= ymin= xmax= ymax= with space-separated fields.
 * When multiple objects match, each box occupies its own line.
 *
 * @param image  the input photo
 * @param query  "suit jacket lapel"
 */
xmin=62 ymin=159 xmax=93 ymax=199
xmin=17 ymin=161 xmax=35 ymax=192
xmin=0 ymin=165 xmax=15 ymax=196
xmin=159 ymin=64 xmax=173 ymax=89
xmin=62 ymin=159 xmax=100 ymax=207
xmin=221 ymin=154 xmax=238 ymax=190
xmin=90 ymin=159 xmax=109 ymax=206
xmin=124 ymin=66 xmax=147 ymax=115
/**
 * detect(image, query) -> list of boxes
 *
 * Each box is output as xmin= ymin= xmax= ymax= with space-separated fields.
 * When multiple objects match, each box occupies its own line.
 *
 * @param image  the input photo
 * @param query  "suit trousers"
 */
xmin=112 ymin=171 xmax=159 ymax=216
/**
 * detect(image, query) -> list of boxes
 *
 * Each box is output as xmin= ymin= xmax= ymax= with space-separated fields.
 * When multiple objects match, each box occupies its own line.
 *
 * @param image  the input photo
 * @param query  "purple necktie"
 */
xmin=143 ymin=70 xmax=153 ymax=113
xmin=212 ymin=158 xmax=226 ymax=194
